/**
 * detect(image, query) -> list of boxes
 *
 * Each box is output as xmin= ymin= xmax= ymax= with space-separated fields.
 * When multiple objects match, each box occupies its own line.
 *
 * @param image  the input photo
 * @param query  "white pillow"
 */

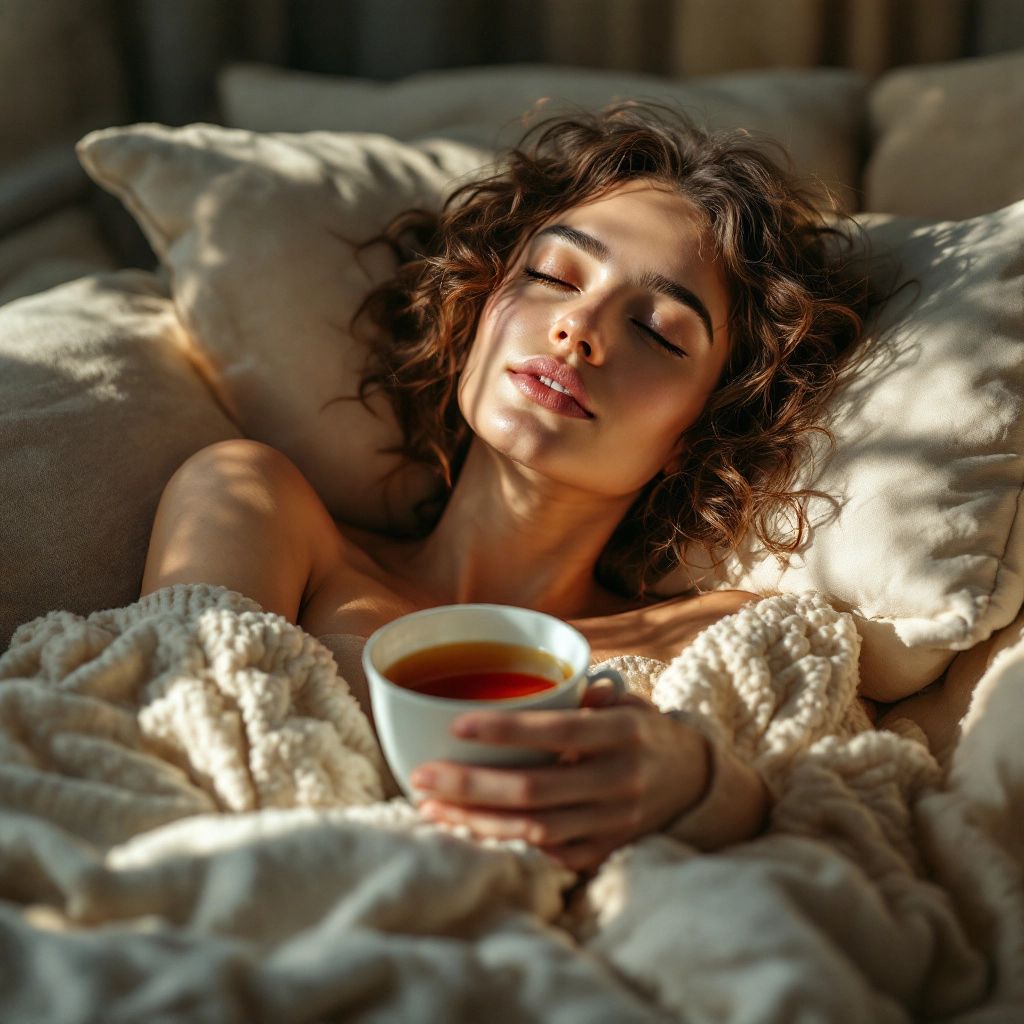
xmin=77 ymin=123 xmax=1024 ymax=699
xmin=218 ymin=62 xmax=868 ymax=211
xmin=77 ymin=123 xmax=494 ymax=535
xmin=659 ymin=203 xmax=1024 ymax=700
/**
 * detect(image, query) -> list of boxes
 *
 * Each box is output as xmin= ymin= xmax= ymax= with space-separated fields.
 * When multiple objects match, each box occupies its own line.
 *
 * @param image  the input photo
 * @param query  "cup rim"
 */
xmin=362 ymin=602 xmax=589 ymax=708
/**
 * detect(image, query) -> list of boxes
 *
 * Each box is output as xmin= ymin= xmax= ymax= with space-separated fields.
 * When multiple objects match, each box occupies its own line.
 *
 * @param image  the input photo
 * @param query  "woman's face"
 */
xmin=458 ymin=180 xmax=732 ymax=497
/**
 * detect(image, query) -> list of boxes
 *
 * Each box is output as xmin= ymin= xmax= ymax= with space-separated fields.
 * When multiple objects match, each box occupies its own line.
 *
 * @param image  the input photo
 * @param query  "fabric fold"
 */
xmin=0 ymin=583 xmax=1017 ymax=1023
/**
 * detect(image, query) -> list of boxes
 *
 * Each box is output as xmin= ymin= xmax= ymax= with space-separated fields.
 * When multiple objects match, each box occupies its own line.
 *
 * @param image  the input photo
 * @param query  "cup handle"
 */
xmin=583 ymin=666 xmax=627 ymax=698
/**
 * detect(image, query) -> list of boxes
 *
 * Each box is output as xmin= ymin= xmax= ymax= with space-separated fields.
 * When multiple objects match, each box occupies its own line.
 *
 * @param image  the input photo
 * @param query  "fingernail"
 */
xmin=411 ymin=768 xmax=436 ymax=788
xmin=453 ymin=719 xmax=478 ymax=738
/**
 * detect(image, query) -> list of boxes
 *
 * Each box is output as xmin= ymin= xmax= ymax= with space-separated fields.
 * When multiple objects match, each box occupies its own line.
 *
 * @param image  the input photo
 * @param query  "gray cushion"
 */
xmin=865 ymin=51 xmax=1024 ymax=219
xmin=0 ymin=269 xmax=240 ymax=650
xmin=218 ymin=62 xmax=868 ymax=210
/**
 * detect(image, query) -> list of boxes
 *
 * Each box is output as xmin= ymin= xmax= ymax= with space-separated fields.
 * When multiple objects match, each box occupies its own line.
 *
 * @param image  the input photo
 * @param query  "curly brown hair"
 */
xmin=348 ymin=102 xmax=874 ymax=599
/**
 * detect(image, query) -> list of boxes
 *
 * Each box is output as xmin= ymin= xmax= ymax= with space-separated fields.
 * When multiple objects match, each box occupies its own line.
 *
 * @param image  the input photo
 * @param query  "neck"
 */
xmin=403 ymin=440 xmax=639 ymax=619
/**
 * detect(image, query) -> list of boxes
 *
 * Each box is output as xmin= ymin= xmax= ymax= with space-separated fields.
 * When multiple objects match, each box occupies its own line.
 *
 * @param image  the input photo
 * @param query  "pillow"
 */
xmin=77 ymin=122 xmax=1024 ymax=699
xmin=77 ymin=124 xmax=494 ymax=535
xmin=0 ymin=269 xmax=239 ymax=651
xmin=865 ymin=50 xmax=1024 ymax=220
xmin=658 ymin=202 xmax=1024 ymax=701
xmin=218 ymin=62 xmax=868 ymax=210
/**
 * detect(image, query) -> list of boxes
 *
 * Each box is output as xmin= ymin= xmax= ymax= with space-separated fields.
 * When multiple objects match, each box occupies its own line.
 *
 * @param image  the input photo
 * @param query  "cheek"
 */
xmin=457 ymin=349 xmax=483 ymax=426
xmin=458 ymin=295 xmax=528 ymax=414
xmin=625 ymin=373 xmax=701 ymax=437
xmin=458 ymin=330 xmax=501 ymax=426
xmin=610 ymin=376 xmax=702 ymax=475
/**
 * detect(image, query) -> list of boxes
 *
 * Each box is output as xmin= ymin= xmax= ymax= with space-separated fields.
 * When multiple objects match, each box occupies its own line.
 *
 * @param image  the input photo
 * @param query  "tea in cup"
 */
xmin=362 ymin=604 xmax=625 ymax=801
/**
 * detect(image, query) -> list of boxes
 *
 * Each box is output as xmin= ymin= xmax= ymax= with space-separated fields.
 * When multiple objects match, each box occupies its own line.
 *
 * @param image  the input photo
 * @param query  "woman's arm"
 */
xmin=140 ymin=439 xmax=332 ymax=623
xmin=659 ymin=715 xmax=771 ymax=850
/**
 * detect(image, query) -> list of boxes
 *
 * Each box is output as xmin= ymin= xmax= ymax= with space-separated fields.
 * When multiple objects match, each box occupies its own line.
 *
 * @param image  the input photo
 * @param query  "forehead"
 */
xmin=533 ymin=182 xmax=713 ymax=266
xmin=564 ymin=180 xmax=703 ymax=221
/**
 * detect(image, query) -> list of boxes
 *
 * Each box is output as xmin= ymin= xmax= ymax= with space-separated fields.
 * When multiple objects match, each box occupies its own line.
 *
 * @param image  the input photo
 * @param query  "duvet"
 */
xmin=0 ymin=583 xmax=1020 ymax=1023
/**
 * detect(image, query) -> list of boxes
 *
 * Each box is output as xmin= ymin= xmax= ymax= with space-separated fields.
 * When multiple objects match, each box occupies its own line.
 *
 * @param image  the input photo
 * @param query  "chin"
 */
xmin=484 ymin=434 xmax=617 ymax=494
xmin=468 ymin=403 xmax=656 ymax=495
xmin=476 ymin=417 xmax=550 ymax=466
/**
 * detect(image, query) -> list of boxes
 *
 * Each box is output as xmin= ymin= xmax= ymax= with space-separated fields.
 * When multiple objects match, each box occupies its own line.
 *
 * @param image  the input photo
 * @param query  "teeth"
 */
xmin=538 ymin=375 xmax=573 ymax=397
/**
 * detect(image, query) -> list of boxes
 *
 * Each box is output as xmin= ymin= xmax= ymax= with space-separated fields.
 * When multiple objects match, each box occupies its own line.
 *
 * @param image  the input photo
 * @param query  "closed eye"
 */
xmin=523 ymin=267 xmax=574 ymax=290
xmin=631 ymin=320 xmax=687 ymax=358
xmin=523 ymin=267 xmax=687 ymax=358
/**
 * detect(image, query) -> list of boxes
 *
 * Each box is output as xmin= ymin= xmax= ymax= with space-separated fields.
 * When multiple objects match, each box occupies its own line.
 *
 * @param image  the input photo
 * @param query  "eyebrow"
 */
xmin=534 ymin=224 xmax=715 ymax=346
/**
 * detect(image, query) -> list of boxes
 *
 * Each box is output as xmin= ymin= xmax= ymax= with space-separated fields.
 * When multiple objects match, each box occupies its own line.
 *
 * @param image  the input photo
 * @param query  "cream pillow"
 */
xmin=218 ymin=62 xmax=868 ymax=210
xmin=0 ymin=270 xmax=240 ymax=651
xmin=659 ymin=202 xmax=1024 ymax=700
xmin=865 ymin=50 xmax=1024 ymax=220
xmin=77 ymin=124 xmax=494 ymax=534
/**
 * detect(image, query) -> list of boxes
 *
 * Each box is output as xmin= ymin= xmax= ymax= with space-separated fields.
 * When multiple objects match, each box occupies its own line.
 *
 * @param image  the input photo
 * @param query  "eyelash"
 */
xmin=522 ymin=267 xmax=687 ymax=358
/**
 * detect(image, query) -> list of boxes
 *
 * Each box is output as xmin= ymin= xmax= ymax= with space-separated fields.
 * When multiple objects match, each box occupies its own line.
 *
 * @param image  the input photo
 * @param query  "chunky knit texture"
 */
xmin=0 ymin=584 xmax=385 ymax=847
xmin=0 ymin=584 xmax=1020 ymax=1023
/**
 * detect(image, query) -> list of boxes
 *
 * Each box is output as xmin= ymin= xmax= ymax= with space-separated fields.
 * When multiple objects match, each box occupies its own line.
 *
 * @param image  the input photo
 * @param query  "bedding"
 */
xmin=1 ymin=584 xmax=1020 ymax=1022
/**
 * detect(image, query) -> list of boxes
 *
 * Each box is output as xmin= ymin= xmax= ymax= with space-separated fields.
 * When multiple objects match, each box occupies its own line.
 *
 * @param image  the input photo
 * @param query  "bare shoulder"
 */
xmin=651 ymin=588 xmax=762 ymax=639
xmin=140 ymin=439 xmax=341 ymax=622
xmin=697 ymin=588 xmax=762 ymax=614
xmin=577 ymin=587 xmax=762 ymax=664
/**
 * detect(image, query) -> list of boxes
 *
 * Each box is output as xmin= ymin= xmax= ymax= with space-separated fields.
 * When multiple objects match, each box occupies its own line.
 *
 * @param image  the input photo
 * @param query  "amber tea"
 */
xmin=384 ymin=640 xmax=573 ymax=701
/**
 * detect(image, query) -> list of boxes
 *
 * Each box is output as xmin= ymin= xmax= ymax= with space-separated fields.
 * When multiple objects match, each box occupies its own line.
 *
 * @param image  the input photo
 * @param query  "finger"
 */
xmin=421 ymin=798 xmax=641 ymax=848
xmin=451 ymin=705 xmax=649 ymax=754
xmin=420 ymin=800 xmax=542 ymax=844
xmin=539 ymin=833 xmax=629 ymax=874
xmin=411 ymin=748 xmax=639 ymax=810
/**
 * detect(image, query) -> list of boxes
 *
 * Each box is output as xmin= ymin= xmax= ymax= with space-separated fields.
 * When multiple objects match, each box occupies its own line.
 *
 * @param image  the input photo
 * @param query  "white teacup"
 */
xmin=362 ymin=603 xmax=626 ymax=802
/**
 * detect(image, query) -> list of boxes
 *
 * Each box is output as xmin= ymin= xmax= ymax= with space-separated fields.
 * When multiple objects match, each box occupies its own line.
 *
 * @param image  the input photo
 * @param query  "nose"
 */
xmin=550 ymin=305 xmax=604 ymax=363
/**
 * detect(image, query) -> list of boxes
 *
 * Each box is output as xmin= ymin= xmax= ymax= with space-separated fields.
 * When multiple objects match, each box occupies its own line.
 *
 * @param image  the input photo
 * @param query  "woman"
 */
xmin=140 ymin=104 xmax=871 ymax=873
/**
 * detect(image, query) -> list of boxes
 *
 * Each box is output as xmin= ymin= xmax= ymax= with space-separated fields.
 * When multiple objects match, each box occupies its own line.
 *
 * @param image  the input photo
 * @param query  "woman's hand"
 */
xmin=410 ymin=684 xmax=712 ymax=874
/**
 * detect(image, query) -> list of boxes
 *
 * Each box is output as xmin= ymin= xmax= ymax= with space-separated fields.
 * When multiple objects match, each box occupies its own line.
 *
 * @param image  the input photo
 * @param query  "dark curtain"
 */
xmin=112 ymin=0 xmax=1021 ymax=124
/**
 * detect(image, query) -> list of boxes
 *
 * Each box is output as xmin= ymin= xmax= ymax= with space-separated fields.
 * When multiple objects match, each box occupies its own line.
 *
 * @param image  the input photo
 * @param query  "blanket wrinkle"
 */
xmin=648 ymin=592 xmax=870 ymax=791
xmin=0 ymin=584 xmax=387 ymax=846
xmin=0 ymin=582 xmax=1019 ymax=1023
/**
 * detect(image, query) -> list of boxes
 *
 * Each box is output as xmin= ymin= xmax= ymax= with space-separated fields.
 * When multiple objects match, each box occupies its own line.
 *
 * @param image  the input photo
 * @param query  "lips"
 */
xmin=508 ymin=356 xmax=594 ymax=417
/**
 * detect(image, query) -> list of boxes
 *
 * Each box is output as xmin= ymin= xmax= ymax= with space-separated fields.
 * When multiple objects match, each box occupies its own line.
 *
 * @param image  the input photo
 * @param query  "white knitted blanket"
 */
xmin=0 ymin=584 xmax=1020 ymax=1023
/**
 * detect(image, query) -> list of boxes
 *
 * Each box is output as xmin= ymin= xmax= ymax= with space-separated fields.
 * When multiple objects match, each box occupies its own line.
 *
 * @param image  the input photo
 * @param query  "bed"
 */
xmin=1 ymin=54 xmax=1022 ymax=1022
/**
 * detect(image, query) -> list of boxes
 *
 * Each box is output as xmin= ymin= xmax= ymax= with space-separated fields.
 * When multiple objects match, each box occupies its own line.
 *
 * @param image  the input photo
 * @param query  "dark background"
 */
xmin=108 ymin=0 xmax=1022 ymax=124
xmin=2 ymin=0 xmax=1022 ymax=291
